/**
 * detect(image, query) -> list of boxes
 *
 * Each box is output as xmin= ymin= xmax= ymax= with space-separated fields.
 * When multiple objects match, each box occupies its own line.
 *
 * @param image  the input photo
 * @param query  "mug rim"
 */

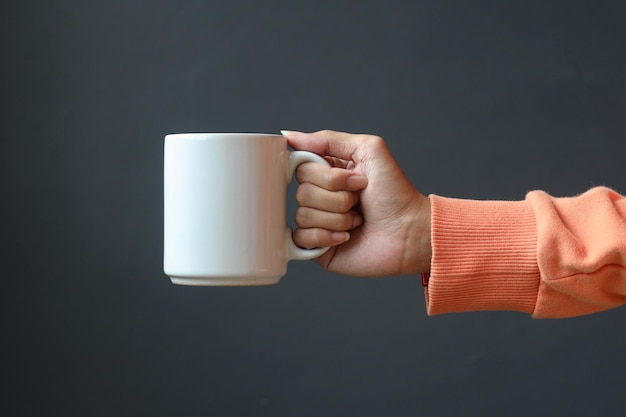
xmin=165 ymin=132 xmax=282 ymax=140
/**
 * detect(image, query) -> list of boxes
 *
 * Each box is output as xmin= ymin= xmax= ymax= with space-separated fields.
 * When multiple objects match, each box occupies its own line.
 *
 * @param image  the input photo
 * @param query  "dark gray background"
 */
xmin=1 ymin=1 xmax=625 ymax=416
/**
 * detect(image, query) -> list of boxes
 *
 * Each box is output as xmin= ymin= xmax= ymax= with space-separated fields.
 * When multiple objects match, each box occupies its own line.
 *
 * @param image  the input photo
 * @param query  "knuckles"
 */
xmin=293 ymin=227 xmax=326 ymax=249
xmin=296 ymin=182 xmax=356 ymax=213
xmin=294 ymin=207 xmax=311 ymax=227
xmin=295 ymin=206 xmax=357 ymax=231
xmin=295 ymin=182 xmax=313 ymax=205
xmin=335 ymin=190 xmax=356 ymax=213
xmin=296 ymin=164 xmax=349 ymax=191
xmin=326 ymin=167 xmax=350 ymax=190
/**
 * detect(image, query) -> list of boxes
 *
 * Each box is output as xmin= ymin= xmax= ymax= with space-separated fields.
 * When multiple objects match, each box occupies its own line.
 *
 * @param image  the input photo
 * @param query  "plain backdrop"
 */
xmin=1 ymin=1 xmax=625 ymax=416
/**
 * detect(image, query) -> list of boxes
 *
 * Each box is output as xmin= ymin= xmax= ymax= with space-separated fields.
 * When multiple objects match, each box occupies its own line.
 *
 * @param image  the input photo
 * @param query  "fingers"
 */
xmin=293 ymin=228 xmax=351 ymax=249
xmin=282 ymin=130 xmax=354 ymax=159
xmin=296 ymin=182 xmax=359 ymax=213
xmin=295 ymin=162 xmax=367 ymax=192
xmin=284 ymin=130 xmax=376 ymax=249
xmin=294 ymin=162 xmax=365 ymax=234
xmin=324 ymin=156 xmax=355 ymax=170
xmin=293 ymin=161 xmax=365 ymax=249
xmin=296 ymin=206 xmax=363 ymax=230
xmin=282 ymin=129 xmax=384 ymax=162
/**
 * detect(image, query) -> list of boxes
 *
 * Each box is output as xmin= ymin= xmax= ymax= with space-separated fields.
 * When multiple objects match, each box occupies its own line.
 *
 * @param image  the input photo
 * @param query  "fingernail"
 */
xmin=280 ymin=130 xmax=305 ymax=137
xmin=346 ymin=174 xmax=368 ymax=190
xmin=331 ymin=231 xmax=350 ymax=243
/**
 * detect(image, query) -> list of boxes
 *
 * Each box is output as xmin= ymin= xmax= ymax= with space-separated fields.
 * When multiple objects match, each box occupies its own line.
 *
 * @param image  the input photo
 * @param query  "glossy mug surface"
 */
xmin=163 ymin=133 xmax=329 ymax=286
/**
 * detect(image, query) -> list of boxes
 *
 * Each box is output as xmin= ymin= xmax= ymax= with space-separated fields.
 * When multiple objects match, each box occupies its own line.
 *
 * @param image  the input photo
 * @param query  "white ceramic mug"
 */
xmin=163 ymin=133 xmax=330 ymax=286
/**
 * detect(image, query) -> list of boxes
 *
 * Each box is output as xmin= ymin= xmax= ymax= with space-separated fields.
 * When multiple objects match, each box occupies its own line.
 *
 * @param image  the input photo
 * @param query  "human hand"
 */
xmin=283 ymin=130 xmax=431 ymax=277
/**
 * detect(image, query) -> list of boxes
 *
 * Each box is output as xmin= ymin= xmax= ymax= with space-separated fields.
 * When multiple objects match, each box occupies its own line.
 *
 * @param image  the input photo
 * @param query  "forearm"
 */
xmin=425 ymin=187 xmax=626 ymax=318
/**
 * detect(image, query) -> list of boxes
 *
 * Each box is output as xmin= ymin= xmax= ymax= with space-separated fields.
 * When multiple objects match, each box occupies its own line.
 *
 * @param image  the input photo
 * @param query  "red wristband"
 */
xmin=421 ymin=272 xmax=430 ymax=287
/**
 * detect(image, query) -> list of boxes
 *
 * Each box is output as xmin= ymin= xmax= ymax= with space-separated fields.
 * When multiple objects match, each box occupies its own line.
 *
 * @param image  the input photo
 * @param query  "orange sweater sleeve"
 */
xmin=425 ymin=187 xmax=626 ymax=318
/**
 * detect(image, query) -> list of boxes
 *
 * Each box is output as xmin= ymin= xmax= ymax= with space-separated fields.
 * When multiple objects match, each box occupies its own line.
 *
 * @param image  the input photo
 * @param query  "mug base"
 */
xmin=169 ymin=276 xmax=281 ymax=286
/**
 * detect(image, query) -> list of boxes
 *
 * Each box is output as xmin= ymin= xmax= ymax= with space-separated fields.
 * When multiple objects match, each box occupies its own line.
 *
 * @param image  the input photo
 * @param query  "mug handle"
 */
xmin=286 ymin=151 xmax=332 ymax=260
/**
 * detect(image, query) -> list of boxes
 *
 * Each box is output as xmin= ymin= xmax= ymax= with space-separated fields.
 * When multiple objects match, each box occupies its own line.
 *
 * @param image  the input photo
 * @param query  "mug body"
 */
xmin=164 ymin=133 xmax=290 ymax=285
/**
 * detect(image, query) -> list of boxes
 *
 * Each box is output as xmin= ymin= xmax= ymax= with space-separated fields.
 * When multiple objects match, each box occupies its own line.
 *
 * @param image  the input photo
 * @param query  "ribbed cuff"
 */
xmin=425 ymin=195 xmax=540 ymax=315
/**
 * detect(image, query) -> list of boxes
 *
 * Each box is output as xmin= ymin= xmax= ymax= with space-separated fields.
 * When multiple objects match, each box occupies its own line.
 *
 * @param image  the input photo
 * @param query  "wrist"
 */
xmin=416 ymin=194 xmax=432 ymax=274
xmin=400 ymin=193 xmax=432 ymax=275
